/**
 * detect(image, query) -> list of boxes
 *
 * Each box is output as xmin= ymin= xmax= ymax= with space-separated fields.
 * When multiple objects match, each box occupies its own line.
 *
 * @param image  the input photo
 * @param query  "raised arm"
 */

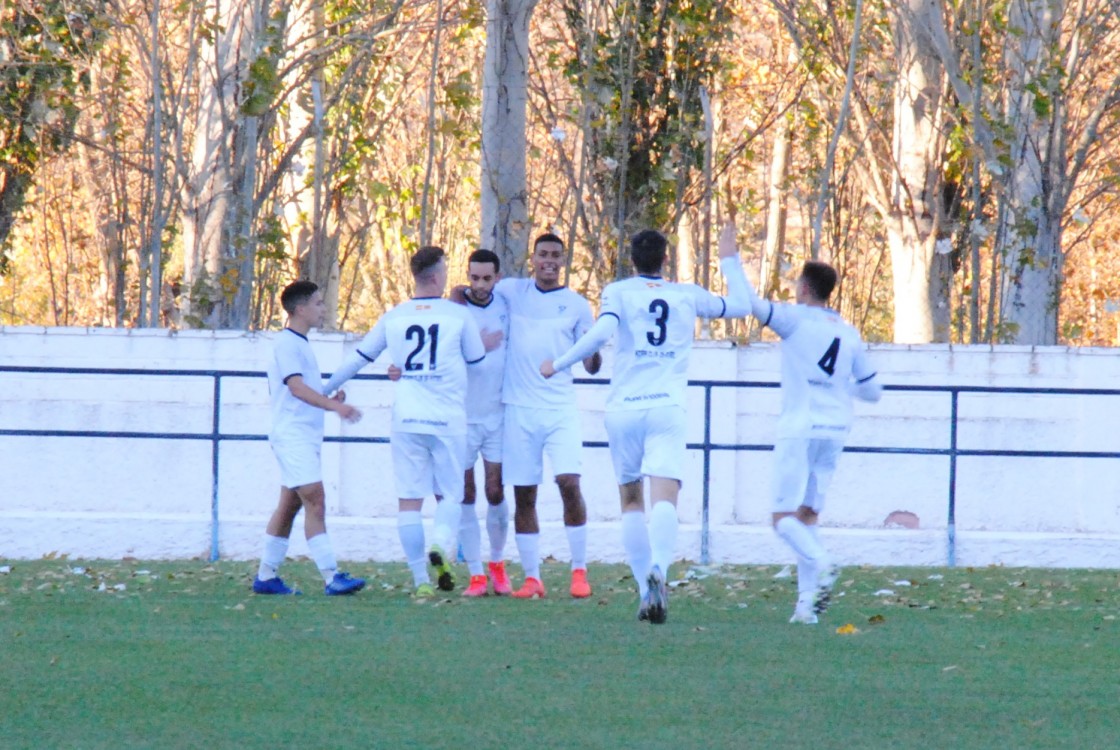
xmin=716 ymin=221 xmax=771 ymax=321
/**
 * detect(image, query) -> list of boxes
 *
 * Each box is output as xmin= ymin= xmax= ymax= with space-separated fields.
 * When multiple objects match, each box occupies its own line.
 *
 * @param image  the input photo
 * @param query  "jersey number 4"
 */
xmin=817 ymin=337 xmax=841 ymax=376
xmin=647 ymin=299 xmax=669 ymax=346
xmin=405 ymin=324 xmax=439 ymax=371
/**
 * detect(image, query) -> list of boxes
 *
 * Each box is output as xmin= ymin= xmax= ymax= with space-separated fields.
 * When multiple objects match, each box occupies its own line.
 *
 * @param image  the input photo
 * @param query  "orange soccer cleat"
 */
xmin=511 ymin=576 xmax=546 ymax=599
xmin=462 ymin=574 xmax=489 ymax=597
xmin=570 ymin=568 xmax=592 ymax=598
xmin=488 ymin=561 xmax=513 ymax=596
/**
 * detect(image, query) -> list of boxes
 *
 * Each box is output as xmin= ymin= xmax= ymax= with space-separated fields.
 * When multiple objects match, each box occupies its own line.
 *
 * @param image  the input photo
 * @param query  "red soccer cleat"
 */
xmin=488 ymin=561 xmax=512 ymax=596
xmin=511 ymin=576 xmax=546 ymax=599
xmin=570 ymin=568 xmax=592 ymax=598
xmin=462 ymin=574 xmax=489 ymax=597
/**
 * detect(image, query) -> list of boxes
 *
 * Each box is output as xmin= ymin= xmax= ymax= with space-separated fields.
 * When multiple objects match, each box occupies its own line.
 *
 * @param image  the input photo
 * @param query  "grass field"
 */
xmin=2 ymin=558 xmax=1118 ymax=749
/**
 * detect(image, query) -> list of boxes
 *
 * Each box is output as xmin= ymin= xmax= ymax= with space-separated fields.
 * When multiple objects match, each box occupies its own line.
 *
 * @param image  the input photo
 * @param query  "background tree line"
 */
xmin=3 ymin=0 xmax=1120 ymax=345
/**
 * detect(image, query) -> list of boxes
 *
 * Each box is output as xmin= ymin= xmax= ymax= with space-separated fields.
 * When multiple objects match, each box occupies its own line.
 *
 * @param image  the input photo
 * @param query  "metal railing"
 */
xmin=4 ymin=364 xmax=1120 ymax=565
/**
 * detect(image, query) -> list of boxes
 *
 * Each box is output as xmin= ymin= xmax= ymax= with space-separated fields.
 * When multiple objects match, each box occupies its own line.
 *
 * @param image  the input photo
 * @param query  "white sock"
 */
xmin=459 ymin=503 xmax=483 ymax=576
xmin=648 ymin=501 xmax=678 ymax=577
xmin=486 ymin=500 xmax=510 ymax=562
xmin=306 ymin=533 xmax=338 ymax=584
xmin=797 ymin=554 xmax=818 ymax=597
xmin=433 ymin=498 xmax=463 ymax=554
xmin=621 ymin=510 xmax=651 ymax=596
xmin=566 ymin=524 xmax=588 ymax=571
xmin=515 ymin=533 xmax=541 ymax=580
xmin=398 ymin=511 xmax=429 ymax=586
xmin=257 ymin=534 xmax=289 ymax=581
xmin=775 ymin=516 xmax=827 ymax=563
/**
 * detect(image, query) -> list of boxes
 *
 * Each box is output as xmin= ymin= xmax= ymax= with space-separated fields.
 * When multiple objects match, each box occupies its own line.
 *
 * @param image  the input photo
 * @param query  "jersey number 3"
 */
xmin=647 ymin=299 xmax=669 ymax=346
xmin=405 ymin=324 xmax=439 ymax=371
xmin=817 ymin=337 xmax=841 ymax=376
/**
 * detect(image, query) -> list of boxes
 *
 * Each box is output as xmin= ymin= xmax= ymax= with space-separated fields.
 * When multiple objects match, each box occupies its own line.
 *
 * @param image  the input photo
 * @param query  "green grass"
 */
xmin=1 ymin=559 xmax=1118 ymax=749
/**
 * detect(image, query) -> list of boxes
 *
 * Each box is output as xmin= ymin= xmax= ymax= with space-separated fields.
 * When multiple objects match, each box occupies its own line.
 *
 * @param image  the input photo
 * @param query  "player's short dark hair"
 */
xmin=280 ymin=280 xmax=318 ymax=314
xmin=630 ymin=229 xmax=667 ymax=274
xmin=800 ymin=261 xmax=838 ymax=302
xmin=468 ymin=248 xmax=501 ymax=272
xmin=533 ymin=233 xmax=564 ymax=252
xmin=410 ymin=246 xmax=446 ymax=280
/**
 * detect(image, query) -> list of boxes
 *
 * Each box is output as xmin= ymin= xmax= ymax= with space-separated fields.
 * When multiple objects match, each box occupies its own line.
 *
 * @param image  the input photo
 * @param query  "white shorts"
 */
xmin=771 ymin=438 xmax=845 ymax=514
xmin=604 ymin=406 xmax=687 ymax=484
xmin=465 ymin=420 xmax=503 ymax=468
xmin=391 ymin=431 xmax=466 ymax=501
xmin=270 ymin=439 xmax=322 ymax=489
xmin=502 ymin=404 xmax=582 ymax=486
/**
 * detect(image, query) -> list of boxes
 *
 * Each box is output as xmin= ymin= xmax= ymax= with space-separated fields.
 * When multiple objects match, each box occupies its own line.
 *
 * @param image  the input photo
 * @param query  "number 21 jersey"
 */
xmin=353 ymin=297 xmax=486 ymax=435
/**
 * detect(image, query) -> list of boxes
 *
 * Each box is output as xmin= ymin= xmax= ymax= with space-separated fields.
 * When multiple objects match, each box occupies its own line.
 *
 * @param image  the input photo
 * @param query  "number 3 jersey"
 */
xmin=327 ymin=297 xmax=486 ymax=435
xmin=765 ymin=303 xmax=876 ymax=439
xmin=598 ymin=275 xmax=728 ymax=411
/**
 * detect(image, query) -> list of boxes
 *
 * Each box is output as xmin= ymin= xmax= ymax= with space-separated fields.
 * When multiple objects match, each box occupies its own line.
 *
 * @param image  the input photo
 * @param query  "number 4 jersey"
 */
xmin=765 ymin=303 xmax=876 ymax=439
xmin=325 ymin=297 xmax=486 ymax=435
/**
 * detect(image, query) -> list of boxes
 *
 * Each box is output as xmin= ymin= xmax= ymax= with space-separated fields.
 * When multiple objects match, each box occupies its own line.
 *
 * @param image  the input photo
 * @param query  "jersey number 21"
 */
xmin=405 ymin=324 xmax=439 ymax=371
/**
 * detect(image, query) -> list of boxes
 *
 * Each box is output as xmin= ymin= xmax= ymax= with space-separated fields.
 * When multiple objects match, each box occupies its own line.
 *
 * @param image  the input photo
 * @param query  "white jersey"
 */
xmin=350 ymin=297 xmax=486 ymax=436
xmin=463 ymin=292 xmax=508 ymax=427
xmin=765 ymin=303 xmax=877 ymax=439
xmin=599 ymin=275 xmax=727 ymax=411
xmin=267 ymin=328 xmax=325 ymax=443
xmin=495 ymin=278 xmax=594 ymax=409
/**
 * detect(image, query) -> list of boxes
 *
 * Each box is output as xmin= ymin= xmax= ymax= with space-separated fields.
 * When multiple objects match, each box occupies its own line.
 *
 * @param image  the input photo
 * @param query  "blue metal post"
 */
xmin=947 ymin=390 xmax=958 ymax=567
xmin=701 ymin=384 xmax=713 ymax=565
xmin=210 ymin=374 xmax=222 ymax=562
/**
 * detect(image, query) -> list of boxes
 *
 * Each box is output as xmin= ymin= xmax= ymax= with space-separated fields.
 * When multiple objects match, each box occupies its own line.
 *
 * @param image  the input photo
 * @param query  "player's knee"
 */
xmin=555 ymin=474 xmax=581 ymax=495
xmin=485 ymin=484 xmax=504 ymax=506
xmin=796 ymin=506 xmax=819 ymax=525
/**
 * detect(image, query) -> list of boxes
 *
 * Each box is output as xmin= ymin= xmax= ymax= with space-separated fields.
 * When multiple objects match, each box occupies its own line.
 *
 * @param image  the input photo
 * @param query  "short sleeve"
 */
xmin=356 ymin=319 xmax=387 ymax=362
xmin=461 ymin=308 xmax=487 ymax=364
xmin=599 ymin=282 xmax=622 ymax=320
xmin=766 ymin=302 xmax=799 ymax=339
xmin=274 ymin=336 xmax=305 ymax=385
xmin=575 ymin=295 xmax=594 ymax=337
xmin=690 ymin=285 xmax=728 ymax=320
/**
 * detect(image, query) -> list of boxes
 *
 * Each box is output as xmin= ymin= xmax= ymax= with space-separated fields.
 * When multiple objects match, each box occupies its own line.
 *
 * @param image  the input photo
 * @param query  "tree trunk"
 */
xmin=997 ymin=0 xmax=1060 ymax=344
xmin=889 ymin=0 xmax=950 ymax=342
xmin=181 ymin=0 xmax=253 ymax=327
xmin=480 ymin=0 xmax=538 ymax=275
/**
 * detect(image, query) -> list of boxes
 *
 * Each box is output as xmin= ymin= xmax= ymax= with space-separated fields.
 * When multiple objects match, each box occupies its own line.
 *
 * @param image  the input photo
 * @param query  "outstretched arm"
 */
xmin=542 ymin=315 xmax=618 ymax=378
xmin=288 ymin=375 xmax=362 ymax=423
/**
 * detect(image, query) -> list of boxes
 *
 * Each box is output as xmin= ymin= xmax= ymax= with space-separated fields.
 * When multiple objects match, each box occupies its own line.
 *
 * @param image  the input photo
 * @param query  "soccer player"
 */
xmin=253 ymin=280 xmax=367 ymax=596
xmin=493 ymin=232 xmax=602 ymax=599
xmin=721 ymin=235 xmax=883 ymax=624
xmin=324 ymin=246 xmax=488 ymax=597
xmin=540 ymin=225 xmax=751 ymax=623
xmin=458 ymin=249 xmax=513 ymax=596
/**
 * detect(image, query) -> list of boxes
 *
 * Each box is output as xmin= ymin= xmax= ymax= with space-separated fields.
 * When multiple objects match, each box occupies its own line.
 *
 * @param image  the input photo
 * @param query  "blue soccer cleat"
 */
xmin=324 ymin=571 xmax=366 ymax=596
xmin=253 ymin=576 xmax=301 ymax=595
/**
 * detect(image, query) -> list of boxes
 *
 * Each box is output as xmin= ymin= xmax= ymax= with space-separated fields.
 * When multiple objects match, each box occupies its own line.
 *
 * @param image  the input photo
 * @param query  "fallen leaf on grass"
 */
xmin=836 ymin=624 xmax=859 ymax=634
xmin=868 ymin=614 xmax=885 ymax=624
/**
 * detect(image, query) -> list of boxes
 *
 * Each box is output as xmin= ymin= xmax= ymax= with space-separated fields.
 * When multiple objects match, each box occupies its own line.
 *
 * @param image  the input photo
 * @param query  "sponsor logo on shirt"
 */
xmin=402 ymin=418 xmax=449 ymax=427
xmin=416 ymin=304 xmax=431 ymax=310
xmin=623 ymin=393 xmax=670 ymax=402
xmin=635 ymin=350 xmax=677 ymax=359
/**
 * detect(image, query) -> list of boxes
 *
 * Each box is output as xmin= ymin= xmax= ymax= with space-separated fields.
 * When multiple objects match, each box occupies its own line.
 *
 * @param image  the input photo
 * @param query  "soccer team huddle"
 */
xmin=256 ymin=222 xmax=882 ymax=626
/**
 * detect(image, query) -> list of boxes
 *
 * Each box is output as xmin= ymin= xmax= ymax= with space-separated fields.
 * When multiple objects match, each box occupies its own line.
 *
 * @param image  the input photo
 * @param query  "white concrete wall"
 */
xmin=3 ymin=326 xmax=1120 ymax=568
